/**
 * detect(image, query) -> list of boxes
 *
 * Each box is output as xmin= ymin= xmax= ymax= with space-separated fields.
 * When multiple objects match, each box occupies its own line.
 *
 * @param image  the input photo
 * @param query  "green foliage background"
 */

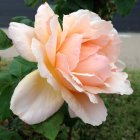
xmin=0 ymin=0 xmax=139 ymax=140
xmin=24 ymin=0 xmax=136 ymax=20
xmin=0 ymin=60 xmax=140 ymax=140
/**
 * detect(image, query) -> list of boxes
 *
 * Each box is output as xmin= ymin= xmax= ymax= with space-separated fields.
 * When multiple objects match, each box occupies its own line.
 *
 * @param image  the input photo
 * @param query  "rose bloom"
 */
xmin=9 ymin=3 xmax=133 ymax=126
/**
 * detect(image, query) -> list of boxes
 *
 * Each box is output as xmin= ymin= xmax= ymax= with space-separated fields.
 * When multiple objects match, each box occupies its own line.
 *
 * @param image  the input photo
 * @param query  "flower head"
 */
xmin=9 ymin=3 xmax=133 ymax=126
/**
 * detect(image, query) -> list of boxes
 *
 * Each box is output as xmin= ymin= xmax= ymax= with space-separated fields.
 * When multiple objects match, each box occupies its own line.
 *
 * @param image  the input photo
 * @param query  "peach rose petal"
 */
xmin=115 ymin=60 xmax=126 ymax=71
xmin=62 ymin=10 xmax=101 ymax=42
xmin=80 ymin=43 xmax=100 ymax=61
xmin=8 ymin=22 xmax=36 ymax=62
xmin=85 ymin=20 xmax=120 ymax=63
xmin=68 ymin=108 xmax=76 ymax=118
xmin=59 ymin=34 xmax=82 ymax=70
xmin=56 ymin=53 xmax=84 ymax=92
xmin=35 ymin=2 xmax=54 ymax=44
xmin=75 ymin=10 xmax=101 ymax=21
xmin=63 ymin=13 xmax=89 ymax=37
xmin=61 ymin=88 xmax=107 ymax=126
xmin=86 ymin=93 xmax=98 ymax=103
xmin=90 ymin=20 xmax=113 ymax=36
xmin=105 ymin=72 xmax=133 ymax=95
xmin=45 ymin=15 xmax=61 ymax=66
xmin=72 ymin=72 xmax=105 ymax=87
xmin=100 ymin=30 xmax=121 ymax=63
xmin=84 ymin=72 xmax=133 ymax=95
xmin=75 ymin=54 xmax=111 ymax=81
xmin=56 ymin=53 xmax=77 ymax=90
xmin=57 ymin=69 xmax=84 ymax=92
xmin=110 ymin=60 xmax=125 ymax=72
xmin=31 ymin=38 xmax=59 ymax=90
xmin=56 ymin=52 xmax=70 ymax=74
xmin=10 ymin=70 xmax=64 ymax=125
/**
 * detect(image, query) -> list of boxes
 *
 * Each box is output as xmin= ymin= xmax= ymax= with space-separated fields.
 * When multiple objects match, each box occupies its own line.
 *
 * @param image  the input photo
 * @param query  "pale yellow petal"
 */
xmin=9 ymin=22 xmax=36 ymax=61
xmin=10 ymin=70 xmax=64 ymax=125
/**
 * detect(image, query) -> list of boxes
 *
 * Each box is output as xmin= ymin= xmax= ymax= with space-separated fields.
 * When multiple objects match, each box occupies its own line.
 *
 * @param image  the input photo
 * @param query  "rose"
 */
xmin=9 ymin=3 xmax=133 ymax=126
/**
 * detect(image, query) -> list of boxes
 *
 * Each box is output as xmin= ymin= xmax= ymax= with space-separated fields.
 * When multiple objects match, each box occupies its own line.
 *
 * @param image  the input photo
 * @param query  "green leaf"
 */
xmin=54 ymin=0 xmax=80 ymax=19
xmin=0 ymin=71 xmax=14 ymax=120
xmin=0 ymin=57 xmax=37 ymax=93
xmin=42 ymin=0 xmax=47 ymax=3
xmin=10 ymin=118 xmax=25 ymax=131
xmin=11 ymin=16 xmax=34 ymax=27
xmin=9 ymin=56 xmax=37 ymax=79
xmin=0 ymin=71 xmax=13 ymax=94
xmin=74 ymin=0 xmax=93 ymax=10
xmin=24 ymin=0 xmax=39 ymax=8
xmin=0 ymin=86 xmax=14 ymax=120
xmin=0 ymin=126 xmax=23 ymax=140
xmin=56 ymin=125 xmax=70 ymax=140
xmin=0 ymin=71 xmax=16 ymax=120
xmin=0 ymin=29 xmax=13 ymax=50
xmin=114 ymin=0 xmax=136 ymax=16
xmin=0 ymin=57 xmax=37 ymax=120
xmin=33 ymin=110 xmax=64 ymax=140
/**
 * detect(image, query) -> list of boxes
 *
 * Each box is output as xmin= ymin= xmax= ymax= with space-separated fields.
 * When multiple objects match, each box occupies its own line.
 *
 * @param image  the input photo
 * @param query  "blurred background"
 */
xmin=0 ymin=0 xmax=140 ymax=69
xmin=0 ymin=0 xmax=140 ymax=32
xmin=0 ymin=1 xmax=140 ymax=140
